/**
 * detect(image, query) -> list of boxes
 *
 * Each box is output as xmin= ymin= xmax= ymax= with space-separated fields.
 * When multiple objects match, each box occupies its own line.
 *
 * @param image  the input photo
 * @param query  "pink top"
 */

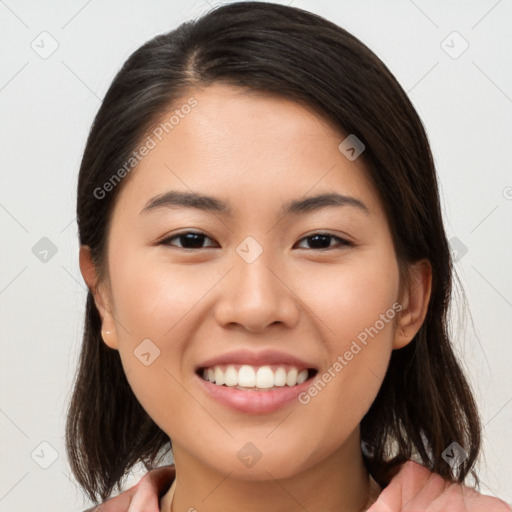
xmin=87 ymin=460 xmax=511 ymax=511
xmin=367 ymin=461 xmax=511 ymax=511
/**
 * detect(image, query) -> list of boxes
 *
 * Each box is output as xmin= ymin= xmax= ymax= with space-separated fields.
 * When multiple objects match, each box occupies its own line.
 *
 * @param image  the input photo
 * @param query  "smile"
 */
xmin=195 ymin=364 xmax=319 ymax=414
xmin=197 ymin=364 xmax=317 ymax=390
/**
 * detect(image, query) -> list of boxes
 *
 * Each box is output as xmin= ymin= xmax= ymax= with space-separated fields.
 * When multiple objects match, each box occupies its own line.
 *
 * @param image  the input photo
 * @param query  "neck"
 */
xmin=161 ymin=430 xmax=380 ymax=512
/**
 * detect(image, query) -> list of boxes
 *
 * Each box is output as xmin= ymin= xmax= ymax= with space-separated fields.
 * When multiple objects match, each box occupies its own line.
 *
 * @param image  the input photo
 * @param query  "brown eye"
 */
xmin=159 ymin=231 xmax=217 ymax=249
xmin=294 ymin=233 xmax=353 ymax=250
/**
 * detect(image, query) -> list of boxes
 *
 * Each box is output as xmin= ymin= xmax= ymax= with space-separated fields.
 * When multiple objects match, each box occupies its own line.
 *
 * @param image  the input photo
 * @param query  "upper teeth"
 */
xmin=201 ymin=364 xmax=309 ymax=389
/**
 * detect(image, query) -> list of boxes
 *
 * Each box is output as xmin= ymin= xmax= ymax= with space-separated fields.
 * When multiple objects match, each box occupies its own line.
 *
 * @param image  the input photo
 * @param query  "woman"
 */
xmin=68 ymin=2 xmax=511 ymax=510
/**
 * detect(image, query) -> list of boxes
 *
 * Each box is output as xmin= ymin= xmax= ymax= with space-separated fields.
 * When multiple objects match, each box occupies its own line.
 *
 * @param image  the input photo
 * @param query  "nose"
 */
xmin=214 ymin=251 xmax=300 ymax=332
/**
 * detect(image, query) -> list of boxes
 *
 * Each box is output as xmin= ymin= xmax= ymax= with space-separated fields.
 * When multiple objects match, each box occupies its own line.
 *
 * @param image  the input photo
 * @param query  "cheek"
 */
xmin=109 ymin=249 xmax=219 ymax=339
xmin=108 ymin=255 xmax=198 ymax=432
xmin=296 ymin=249 xmax=400 ymax=345
xmin=107 ymin=254 xmax=219 ymax=425
xmin=294 ymin=252 xmax=399 ymax=419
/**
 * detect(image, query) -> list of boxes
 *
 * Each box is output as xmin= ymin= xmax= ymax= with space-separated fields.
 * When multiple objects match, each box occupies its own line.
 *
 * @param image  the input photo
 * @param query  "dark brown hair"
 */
xmin=66 ymin=1 xmax=481 ymax=503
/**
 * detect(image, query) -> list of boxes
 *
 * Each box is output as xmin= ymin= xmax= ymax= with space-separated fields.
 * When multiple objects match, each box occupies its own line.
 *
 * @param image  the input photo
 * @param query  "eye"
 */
xmin=294 ymin=232 xmax=354 ymax=250
xmin=159 ymin=231 xmax=218 ymax=249
xmin=159 ymin=231 xmax=353 ymax=251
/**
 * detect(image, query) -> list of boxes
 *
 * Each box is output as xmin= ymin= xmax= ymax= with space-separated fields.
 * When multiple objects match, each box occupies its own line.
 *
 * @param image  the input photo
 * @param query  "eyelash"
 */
xmin=158 ymin=231 xmax=354 ymax=251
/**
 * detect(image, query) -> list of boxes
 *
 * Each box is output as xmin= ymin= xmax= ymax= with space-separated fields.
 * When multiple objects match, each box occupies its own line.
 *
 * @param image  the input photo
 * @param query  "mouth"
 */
xmin=195 ymin=364 xmax=319 ymax=391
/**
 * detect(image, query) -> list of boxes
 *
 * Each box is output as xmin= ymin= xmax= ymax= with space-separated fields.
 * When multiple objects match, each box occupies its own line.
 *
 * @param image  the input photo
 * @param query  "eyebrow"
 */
xmin=140 ymin=190 xmax=371 ymax=217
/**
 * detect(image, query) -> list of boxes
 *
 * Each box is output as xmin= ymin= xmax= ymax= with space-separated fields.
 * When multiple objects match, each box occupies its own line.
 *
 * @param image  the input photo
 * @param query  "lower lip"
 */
xmin=195 ymin=372 xmax=314 ymax=414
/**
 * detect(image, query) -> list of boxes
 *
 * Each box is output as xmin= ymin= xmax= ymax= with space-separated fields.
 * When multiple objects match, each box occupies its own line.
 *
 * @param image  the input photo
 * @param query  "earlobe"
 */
xmin=79 ymin=245 xmax=120 ymax=350
xmin=393 ymin=259 xmax=432 ymax=350
xmin=100 ymin=321 xmax=119 ymax=350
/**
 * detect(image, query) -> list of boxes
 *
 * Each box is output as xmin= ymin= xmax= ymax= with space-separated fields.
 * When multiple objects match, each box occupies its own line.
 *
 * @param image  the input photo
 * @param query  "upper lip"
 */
xmin=195 ymin=349 xmax=318 ymax=371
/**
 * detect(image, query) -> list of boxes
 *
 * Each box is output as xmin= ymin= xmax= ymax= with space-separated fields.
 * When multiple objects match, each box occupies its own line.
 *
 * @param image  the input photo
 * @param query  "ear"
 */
xmin=79 ymin=245 xmax=119 ymax=350
xmin=393 ymin=258 xmax=432 ymax=350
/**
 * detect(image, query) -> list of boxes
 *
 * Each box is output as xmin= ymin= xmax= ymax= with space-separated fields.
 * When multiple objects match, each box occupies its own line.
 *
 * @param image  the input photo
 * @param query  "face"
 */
xmin=86 ymin=83 xmax=414 ymax=480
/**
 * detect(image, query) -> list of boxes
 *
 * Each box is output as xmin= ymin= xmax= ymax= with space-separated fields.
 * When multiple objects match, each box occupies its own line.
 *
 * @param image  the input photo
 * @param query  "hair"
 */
xmin=66 ymin=0 xmax=482 ymax=503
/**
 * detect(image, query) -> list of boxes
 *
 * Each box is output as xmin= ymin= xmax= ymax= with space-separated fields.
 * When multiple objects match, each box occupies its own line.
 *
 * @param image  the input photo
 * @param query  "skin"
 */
xmin=80 ymin=83 xmax=432 ymax=512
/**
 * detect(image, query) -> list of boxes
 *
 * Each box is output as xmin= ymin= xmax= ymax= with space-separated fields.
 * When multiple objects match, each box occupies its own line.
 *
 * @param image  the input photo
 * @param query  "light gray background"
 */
xmin=1 ymin=0 xmax=511 ymax=509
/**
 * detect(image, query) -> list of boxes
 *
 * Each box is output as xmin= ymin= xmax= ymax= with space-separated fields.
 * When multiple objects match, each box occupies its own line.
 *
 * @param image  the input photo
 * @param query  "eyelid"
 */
xmin=299 ymin=230 xmax=354 ymax=244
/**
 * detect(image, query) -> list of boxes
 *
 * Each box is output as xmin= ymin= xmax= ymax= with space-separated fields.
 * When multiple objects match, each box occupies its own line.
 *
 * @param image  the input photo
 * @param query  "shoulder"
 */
xmin=368 ymin=460 xmax=511 ymax=511
xmin=80 ymin=464 xmax=176 ymax=512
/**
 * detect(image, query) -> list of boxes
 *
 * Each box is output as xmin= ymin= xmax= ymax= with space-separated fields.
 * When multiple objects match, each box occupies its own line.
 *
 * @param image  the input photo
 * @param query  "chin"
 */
xmin=195 ymin=439 xmax=319 ymax=482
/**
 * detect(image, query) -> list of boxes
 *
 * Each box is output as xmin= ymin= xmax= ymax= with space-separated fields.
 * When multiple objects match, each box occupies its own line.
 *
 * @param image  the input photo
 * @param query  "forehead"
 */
xmin=112 ymin=82 xmax=383 ymax=221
